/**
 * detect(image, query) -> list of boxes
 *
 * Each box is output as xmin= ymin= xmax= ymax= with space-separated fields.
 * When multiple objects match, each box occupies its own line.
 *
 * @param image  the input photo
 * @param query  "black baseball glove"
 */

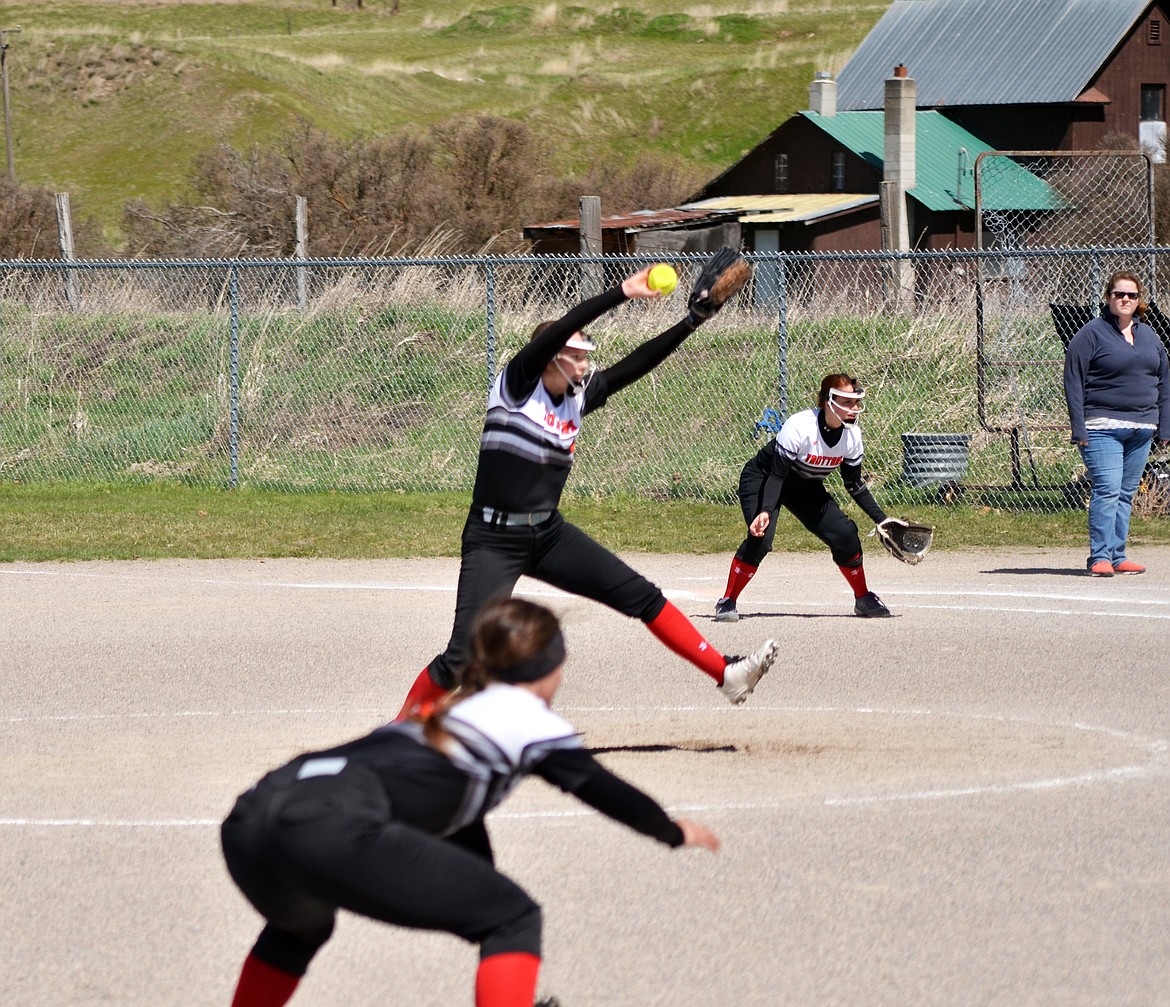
xmin=874 ymin=518 xmax=934 ymax=565
xmin=686 ymin=247 xmax=752 ymax=325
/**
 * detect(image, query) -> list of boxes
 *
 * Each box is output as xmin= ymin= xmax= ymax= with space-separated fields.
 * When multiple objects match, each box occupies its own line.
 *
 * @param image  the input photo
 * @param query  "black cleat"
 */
xmin=714 ymin=597 xmax=740 ymax=622
xmin=854 ymin=591 xmax=892 ymax=618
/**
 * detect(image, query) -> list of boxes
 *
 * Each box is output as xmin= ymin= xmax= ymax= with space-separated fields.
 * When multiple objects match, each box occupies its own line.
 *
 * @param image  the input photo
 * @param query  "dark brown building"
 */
xmin=837 ymin=0 xmax=1170 ymax=157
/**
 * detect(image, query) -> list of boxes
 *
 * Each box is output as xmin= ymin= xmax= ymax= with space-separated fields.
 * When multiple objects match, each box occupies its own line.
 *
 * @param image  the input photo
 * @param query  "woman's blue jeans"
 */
xmin=1079 ymin=428 xmax=1154 ymax=565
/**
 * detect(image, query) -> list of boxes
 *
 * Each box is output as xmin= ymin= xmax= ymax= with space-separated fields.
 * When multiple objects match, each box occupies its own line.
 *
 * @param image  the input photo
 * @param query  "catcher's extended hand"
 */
xmin=687 ymin=247 xmax=752 ymax=324
xmin=874 ymin=517 xmax=934 ymax=565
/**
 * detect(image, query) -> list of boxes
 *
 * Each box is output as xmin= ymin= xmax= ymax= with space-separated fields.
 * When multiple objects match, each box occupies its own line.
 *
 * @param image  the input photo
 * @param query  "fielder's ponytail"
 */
xmin=422 ymin=598 xmax=564 ymax=750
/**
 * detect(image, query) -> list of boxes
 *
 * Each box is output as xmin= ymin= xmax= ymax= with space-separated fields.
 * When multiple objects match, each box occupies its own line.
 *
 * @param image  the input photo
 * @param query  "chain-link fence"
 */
xmin=976 ymin=151 xmax=1154 ymax=253
xmin=2 ymin=248 xmax=1169 ymax=513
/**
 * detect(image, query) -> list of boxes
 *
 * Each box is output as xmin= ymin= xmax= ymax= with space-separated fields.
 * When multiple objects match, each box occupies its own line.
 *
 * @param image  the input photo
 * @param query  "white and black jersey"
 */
xmin=399 ymin=684 xmax=582 ymax=834
xmin=476 ymin=366 xmax=588 ymax=513
xmin=748 ymin=408 xmax=886 ymax=524
xmin=472 ymin=286 xmax=697 ymax=514
xmin=283 ymin=683 xmax=683 ymax=846
xmin=769 ymin=406 xmax=864 ymax=480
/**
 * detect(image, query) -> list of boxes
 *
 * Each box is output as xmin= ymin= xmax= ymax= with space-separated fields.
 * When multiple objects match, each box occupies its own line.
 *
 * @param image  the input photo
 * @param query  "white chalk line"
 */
xmin=5 ymin=565 xmax=1169 ymax=619
xmin=2 ymin=708 xmax=387 ymax=724
xmin=2 ymin=706 xmax=1165 ymax=828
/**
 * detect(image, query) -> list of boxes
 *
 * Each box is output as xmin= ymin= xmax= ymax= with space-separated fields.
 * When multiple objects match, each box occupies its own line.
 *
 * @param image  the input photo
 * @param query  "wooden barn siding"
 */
xmin=702 ymin=118 xmax=880 ymax=198
xmin=1079 ymin=3 xmax=1170 ymax=148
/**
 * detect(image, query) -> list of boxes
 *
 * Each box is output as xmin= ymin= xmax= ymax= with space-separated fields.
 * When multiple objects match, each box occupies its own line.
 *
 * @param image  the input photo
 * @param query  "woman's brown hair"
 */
xmin=817 ymin=373 xmax=858 ymax=408
xmin=421 ymin=597 xmax=563 ymax=749
xmin=1103 ymin=270 xmax=1148 ymax=320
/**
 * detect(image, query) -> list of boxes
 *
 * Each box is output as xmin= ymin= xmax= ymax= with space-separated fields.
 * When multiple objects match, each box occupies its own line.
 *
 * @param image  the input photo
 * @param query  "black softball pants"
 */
xmin=426 ymin=510 xmax=667 ymax=688
xmin=735 ymin=467 xmax=863 ymax=568
xmin=220 ymin=764 xmax=541 ymax=977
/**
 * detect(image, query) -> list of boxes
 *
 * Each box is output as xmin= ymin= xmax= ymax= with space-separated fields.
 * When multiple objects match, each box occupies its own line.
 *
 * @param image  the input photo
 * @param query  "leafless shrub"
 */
xmin=559 ymin=153 xmax=708 ymax=215
xmin=120 ymin=117 xmax=705 ymax=258
xmin=0 ymin=178 xmax=109 ymax=259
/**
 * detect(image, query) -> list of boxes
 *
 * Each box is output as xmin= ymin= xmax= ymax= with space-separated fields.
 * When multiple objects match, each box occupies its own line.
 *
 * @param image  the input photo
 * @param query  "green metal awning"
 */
xmin=804 ymin=110 xmax=1063 ymax=212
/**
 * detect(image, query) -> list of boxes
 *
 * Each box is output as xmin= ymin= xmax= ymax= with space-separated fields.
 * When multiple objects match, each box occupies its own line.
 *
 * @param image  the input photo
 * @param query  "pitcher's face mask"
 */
xmin=554 ymin=332 xmax=596 ymax=396
xmin=827 ymin=387 xmax=865 ymax=427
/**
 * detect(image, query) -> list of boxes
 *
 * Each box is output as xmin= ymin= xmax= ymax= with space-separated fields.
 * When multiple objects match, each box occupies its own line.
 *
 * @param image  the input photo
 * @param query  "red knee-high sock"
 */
xmin=837 ymin=554 xmax=868 ymax=598
xmin=647 ymin=601 xmax=727 ymax=682
xmin=394 ymin=667 xmax=451 ymax=721
xmin=475 ymin=952 xmax=541 ymax=1007
xmin=230 ymin=953 xmax=300 ymax=1007
xmin=722 ymin=558 xmax=759 ymax=602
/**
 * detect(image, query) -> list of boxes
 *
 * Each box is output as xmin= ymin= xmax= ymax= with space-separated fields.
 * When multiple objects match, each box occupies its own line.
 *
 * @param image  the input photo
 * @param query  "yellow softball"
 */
xmin=647 ymin=263 xmax=679 ymax=296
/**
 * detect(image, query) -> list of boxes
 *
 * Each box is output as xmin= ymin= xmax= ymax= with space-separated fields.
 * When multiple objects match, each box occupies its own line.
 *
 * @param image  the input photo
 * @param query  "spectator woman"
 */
xmin=1064 ymin=270 xmax=1170 ymax=576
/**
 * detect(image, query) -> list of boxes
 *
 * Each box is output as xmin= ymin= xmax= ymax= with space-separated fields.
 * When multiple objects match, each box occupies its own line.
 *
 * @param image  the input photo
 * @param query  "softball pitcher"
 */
xmin=396 ymin=262 xmax=777 ymax=717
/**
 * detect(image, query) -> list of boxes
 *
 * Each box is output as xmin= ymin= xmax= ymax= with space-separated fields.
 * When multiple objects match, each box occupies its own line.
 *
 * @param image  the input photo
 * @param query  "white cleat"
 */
xmin=718 ymin=638 xmax=778 ymax=705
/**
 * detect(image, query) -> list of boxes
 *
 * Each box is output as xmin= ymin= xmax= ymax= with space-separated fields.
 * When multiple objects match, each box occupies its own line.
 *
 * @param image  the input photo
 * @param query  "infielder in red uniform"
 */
xmin=222 ymin=598 xmax=719 ymax=1007
xmin=396 ymin=265 xmax=777 ymax=717
xmin=716 ymin=373 xmax=896 ymax=621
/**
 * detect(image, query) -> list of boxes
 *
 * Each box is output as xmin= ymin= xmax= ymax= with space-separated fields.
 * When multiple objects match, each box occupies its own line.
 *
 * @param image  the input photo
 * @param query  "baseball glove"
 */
xmin=874 ymin=517 xmax=934 ymax=565
xmin=687 ymin=247 xmax=752 ymax=322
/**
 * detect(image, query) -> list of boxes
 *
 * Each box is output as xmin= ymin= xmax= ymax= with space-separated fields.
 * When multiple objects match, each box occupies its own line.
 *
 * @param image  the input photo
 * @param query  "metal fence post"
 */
xmin=229 ymin=263 xmax=240 ymax=489
xmin=776 ymin=254 xmax=789 ymax=422
xmin=485 ymin=258 xmax=497 ymax=391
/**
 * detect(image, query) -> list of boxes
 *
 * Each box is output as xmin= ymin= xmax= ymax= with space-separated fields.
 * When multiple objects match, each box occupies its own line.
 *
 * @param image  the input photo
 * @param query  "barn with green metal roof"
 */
xmin=688 ymin=102 xmax=1063 ymax=253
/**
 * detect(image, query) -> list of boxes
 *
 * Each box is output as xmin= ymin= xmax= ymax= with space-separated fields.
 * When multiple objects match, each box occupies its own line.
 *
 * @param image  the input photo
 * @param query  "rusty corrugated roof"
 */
xmin=523 ymin=207 xmax=733 ymax=234
xmin=682 ymin=193 xmax=879 ymax=222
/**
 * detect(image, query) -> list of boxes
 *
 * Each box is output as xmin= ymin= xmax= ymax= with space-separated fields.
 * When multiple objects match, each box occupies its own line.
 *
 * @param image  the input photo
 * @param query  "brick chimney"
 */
xmin=883 ymin=63 xmax=916 ymax=253
xmin=809 ymin=71 xmax=836 ymax=116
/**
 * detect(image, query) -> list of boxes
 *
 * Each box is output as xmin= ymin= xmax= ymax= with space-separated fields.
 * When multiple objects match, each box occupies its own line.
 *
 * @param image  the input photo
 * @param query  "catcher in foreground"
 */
xmin=715 ymin=373 xmax=932 ymax=621
xmin=223 ymin=599 xmax=718 ymax=1007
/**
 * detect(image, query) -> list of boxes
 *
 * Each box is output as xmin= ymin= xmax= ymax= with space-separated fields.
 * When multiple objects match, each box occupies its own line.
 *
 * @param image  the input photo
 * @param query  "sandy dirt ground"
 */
xmin=2 ymin=548 xmax=1168 ymax=1006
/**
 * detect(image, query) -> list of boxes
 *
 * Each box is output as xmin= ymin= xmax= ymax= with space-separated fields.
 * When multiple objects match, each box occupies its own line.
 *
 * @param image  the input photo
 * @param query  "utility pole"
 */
xmin=1 ymin=25 xmax=21 ymax=183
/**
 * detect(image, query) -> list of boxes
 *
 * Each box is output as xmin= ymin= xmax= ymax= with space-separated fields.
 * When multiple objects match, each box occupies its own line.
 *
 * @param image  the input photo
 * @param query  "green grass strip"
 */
xmin=5 ymin=482 xmax=1170 ymax=562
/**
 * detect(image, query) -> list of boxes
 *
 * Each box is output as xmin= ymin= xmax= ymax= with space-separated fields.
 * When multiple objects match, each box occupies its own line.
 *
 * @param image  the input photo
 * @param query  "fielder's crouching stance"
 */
xmin=397 ymin=258 xmax=777 ymax=716
xmin=716 ymin=373 xmax=899 ymax=621
xmin=222 ymin=598 xmax=719 ymax=1007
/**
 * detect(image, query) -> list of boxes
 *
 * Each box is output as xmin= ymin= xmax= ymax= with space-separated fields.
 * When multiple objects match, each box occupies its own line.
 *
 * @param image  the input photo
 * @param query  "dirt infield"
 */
xmin=2 ymin=548 xmax=1168 ymax=1006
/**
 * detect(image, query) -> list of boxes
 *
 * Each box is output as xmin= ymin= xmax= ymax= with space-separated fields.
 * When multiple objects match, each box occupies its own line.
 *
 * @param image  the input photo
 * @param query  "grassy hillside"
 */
xmin=3 ymin=0 xmax=891 ymax=245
